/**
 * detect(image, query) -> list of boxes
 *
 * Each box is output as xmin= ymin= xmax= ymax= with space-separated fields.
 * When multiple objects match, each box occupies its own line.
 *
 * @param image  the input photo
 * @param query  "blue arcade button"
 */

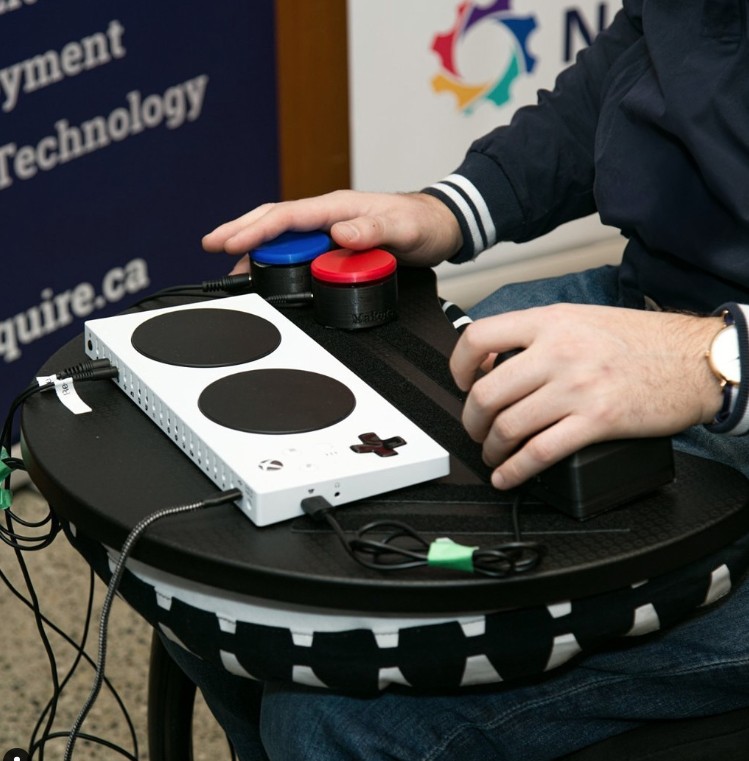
xmin=251 ymin=231 xmax=332 ymax=266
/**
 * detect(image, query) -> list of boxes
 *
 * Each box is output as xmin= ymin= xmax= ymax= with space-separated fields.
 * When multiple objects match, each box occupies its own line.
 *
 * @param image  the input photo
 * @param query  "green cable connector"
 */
xmin=0 ymin=447 xmax=12 ymax=482
xmin=426 ymin=537 xmax=478 ymax=573
xmin=1 ymin=448 xmax=19 ymax=507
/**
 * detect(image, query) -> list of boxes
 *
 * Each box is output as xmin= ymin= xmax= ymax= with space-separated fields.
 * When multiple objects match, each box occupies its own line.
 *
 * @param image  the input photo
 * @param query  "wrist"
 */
xmin=412 ymin=191 xmax=463 ymax=261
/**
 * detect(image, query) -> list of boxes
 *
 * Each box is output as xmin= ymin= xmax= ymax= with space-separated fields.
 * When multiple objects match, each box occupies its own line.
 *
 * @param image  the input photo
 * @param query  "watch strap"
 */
xmin=706 ymin=302 xmax=749 ymax=436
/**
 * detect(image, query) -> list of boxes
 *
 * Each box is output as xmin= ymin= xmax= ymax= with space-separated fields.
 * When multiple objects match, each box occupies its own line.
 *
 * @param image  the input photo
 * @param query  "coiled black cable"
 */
xmin=302 ymin=493 xmax=545 ymax=578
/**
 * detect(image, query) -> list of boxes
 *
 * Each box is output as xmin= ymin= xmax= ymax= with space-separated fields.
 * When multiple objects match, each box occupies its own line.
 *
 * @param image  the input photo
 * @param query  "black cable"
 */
xmin=130 ymin=274 xmax=254 ymax=310
xmin=3 ymin=507 xmax=52 ymax=529
xmin=0 ymin=362 xmax=238 ymax=758
xmin=1 ymin=361 xmax=117 ymax=550
xmin=29 ymin=567 xmax=95 ymax=759
xmin=0 ymin=515 xmax=59 ymax=550
xmin=1 ymin=452 xmax=57 ymax=550
xmin=129 ymin=275 xmax=314 ymax=311
xmin=0 ymin=357 xmax=137 ymax=757
xmin=35 ymin=732 xmax=137 ymax=760
xmin=5 ymin=509 xmax=61 ymax=761
xmin=130 ymin=287 xmax=222 ymax=310
xmin=63 ymin=487 xmax=242 ymax=761
xmin=303 ymin=493 xmax=545 ymax=578
xmin=1 ymin=383 xmax=46 ymax=457
xmin=2 ymin=456 xmax=26 ymax=471
xmin=1 ymin=360 xmax=118 ymax=459
xmin=0 ymin=565 xmax=139 ymax=759
xmin=471 ymin=494 xmax=545 ymax=577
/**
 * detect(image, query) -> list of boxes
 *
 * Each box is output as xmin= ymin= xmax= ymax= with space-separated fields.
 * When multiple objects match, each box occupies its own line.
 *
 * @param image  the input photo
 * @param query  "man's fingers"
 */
xmin=450 ymin=313 xmax=537 ymax=392
xmin=221 ymin=203 xmax=329 ymax=255
xmin=202 ymin=191 xmax=389 ymax=256
xmin=460 ymin=353 xmax=544 ymax=443
xmin=202 ymin=204 xmax=276 ymax=252
xmin=476 ymin=382 xmax=573 ymax=466
xmin=489 ymin=416 xmax=594 ymax=490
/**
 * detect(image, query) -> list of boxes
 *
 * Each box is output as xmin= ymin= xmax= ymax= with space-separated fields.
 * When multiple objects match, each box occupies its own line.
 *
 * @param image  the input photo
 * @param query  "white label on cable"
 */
xmin=36 ymin=374 xmax=92 ymax=415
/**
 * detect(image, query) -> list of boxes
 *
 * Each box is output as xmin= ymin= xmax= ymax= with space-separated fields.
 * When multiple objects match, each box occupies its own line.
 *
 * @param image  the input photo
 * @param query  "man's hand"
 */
xmin=202 ymin=190 xmax=462 ymax=273
xmin=450 ymin=304 xmax=725 ymax=490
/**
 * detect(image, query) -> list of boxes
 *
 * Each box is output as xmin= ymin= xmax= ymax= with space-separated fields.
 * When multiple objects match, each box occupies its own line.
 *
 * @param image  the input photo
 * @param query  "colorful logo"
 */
xmin=430 ymin=1 xmax=538 ymax=113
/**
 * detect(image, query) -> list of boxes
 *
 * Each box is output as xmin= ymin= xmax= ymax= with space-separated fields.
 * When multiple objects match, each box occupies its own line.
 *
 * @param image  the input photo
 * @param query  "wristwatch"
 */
xmin=706 ymin=311 xmax=741 ymax=425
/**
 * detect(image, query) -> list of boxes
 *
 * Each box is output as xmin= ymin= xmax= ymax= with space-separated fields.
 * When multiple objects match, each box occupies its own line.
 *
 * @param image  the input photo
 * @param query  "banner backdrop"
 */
xmin=347 ymin=0 xmax=621 ymax=280
xmin=1 ymin=0 xmax=278 ymax=427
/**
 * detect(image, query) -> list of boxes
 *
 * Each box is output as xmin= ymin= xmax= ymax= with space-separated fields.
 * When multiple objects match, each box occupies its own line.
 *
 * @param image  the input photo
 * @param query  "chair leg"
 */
xmin=148 ymin=630 xmax=197 ymax=761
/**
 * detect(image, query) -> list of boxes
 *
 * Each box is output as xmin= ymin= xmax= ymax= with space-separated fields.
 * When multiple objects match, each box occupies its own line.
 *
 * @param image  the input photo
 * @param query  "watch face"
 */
xmin=711 ymin=325 xmax=741 ymax=384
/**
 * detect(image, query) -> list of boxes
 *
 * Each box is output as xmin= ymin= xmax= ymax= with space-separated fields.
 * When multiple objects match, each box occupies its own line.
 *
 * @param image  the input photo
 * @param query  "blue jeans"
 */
xmin=162 ymin=266 xmax=749 ymax=760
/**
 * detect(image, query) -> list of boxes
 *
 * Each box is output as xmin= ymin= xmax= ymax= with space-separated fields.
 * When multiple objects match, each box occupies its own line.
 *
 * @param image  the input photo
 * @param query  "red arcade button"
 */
xmin=311 ymin=248 xmax=397 ymax=284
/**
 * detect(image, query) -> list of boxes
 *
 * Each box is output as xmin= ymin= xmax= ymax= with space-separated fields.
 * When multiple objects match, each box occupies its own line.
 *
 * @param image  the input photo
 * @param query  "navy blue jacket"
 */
xmin=425 ymin=0 xmax=749 ymax=314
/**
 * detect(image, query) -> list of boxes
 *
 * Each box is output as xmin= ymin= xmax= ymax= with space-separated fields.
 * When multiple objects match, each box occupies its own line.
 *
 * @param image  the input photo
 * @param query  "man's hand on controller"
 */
xmin=201 ymin=190 xmax=462 ymax=273
xmin=450 ymin=304 xmax=725 ymax=490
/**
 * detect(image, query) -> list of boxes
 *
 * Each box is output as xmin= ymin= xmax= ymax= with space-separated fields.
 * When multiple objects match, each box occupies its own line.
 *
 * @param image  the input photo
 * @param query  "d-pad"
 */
xmin=350 ymin=432 xmax=406 ymax=457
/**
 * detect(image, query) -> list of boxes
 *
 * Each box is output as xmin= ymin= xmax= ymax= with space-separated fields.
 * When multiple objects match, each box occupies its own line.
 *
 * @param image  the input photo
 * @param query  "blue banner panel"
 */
xmin=1 ymin=0 xmax=279 ymax=431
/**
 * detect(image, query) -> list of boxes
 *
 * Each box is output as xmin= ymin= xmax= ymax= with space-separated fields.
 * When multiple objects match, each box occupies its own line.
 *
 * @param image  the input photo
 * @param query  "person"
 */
xmin=166 ymin=1 xmax=749 ymax=758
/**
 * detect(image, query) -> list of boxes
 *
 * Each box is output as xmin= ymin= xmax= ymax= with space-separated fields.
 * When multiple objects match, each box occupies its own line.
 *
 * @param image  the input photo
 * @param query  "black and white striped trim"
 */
xmin=707 ymin=303 xmax=749 ymax=437
xmin=63 ymin=519 xmax=749 ymax=694
xmin=440 ymin=299 xmax=473 ymax=334
xmin=428 ymin=174 xmax=497 ymax=257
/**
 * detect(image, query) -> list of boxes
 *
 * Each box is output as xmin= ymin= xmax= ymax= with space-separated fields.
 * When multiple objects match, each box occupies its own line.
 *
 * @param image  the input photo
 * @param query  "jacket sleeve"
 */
xmin=423 ymin=0 xmax=643 ymax=263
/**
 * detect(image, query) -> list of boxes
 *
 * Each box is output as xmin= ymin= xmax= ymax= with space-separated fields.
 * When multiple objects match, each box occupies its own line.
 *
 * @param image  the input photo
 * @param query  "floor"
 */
xmin=1 ymin=485 xmax=232 ymax=760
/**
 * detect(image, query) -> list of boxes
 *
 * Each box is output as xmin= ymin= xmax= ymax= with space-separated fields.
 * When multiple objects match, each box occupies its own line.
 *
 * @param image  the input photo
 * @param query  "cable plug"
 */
xmin=201 ymin=488 xmax=242 ymax=507
xmin=54 ymin=358 xmax=114 ymax=379
xmin=265 ymin=292 xmax=314 ymax=306
xmin=201 ymin=274 xmax=254 ymax=293
xmin=71 ymin=365 xmax=119 ymax=382
xmin=49 ymin=359 xmax=118 ymax=383
xmin=301 ymin=495 xmax=334 ymax=521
